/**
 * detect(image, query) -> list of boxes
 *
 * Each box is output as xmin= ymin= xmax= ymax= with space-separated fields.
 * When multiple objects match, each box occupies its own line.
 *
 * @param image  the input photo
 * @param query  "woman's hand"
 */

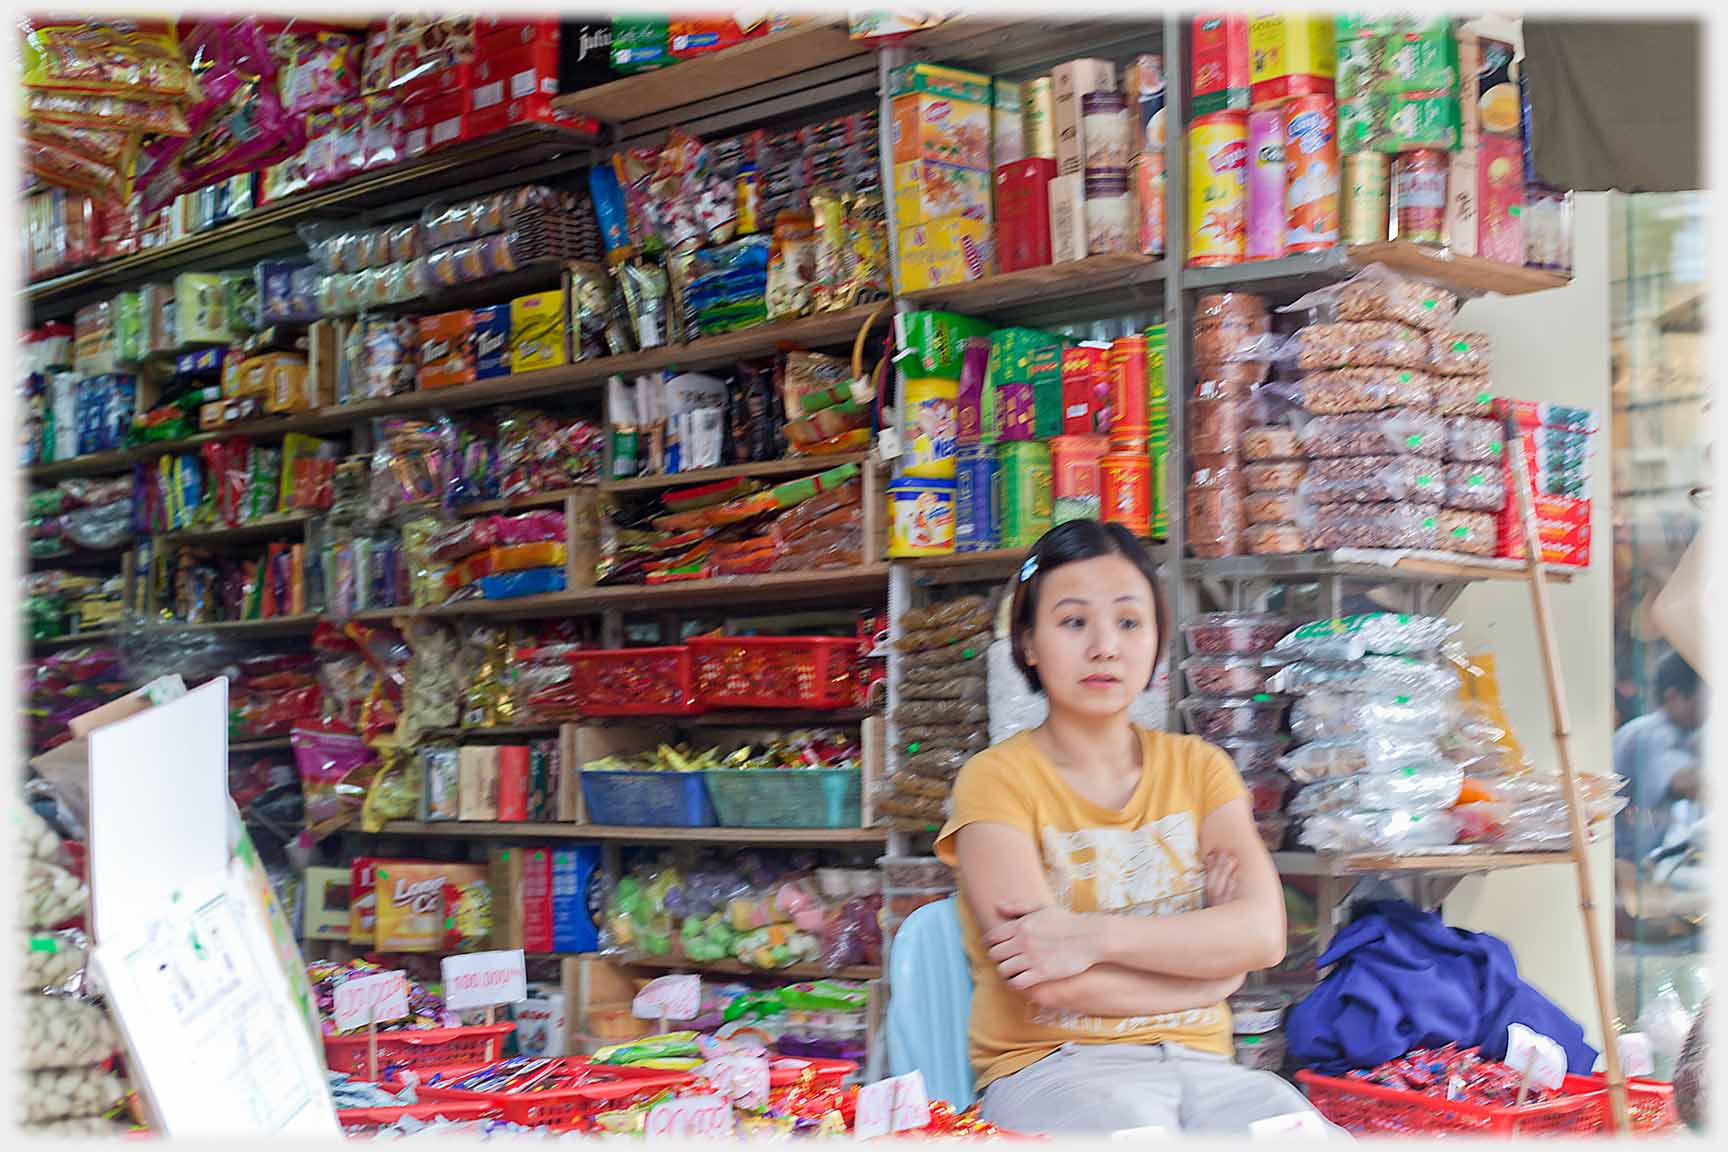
xmin=984 ymin=900 xmax=1101 ymax=989
xmin=1204 ymin=850 xmax=1239 ymax=907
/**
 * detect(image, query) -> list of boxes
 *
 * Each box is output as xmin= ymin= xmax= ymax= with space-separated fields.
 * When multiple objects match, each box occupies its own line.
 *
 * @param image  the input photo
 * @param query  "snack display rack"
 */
xmin=19 ymin=12 xmax=1641 ymax=1139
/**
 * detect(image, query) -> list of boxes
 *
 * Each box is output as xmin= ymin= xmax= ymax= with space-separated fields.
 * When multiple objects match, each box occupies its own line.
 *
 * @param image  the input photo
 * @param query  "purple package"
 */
xmin=256 ymin=261 xmax=319 ymax=324
xmin=1246 ymin=108 xmax=1286 ymax=261
xmin=996 ymin=381 xmax=1037 ymax=441
xmin=955 ymin=336 xmax=991 ymax=445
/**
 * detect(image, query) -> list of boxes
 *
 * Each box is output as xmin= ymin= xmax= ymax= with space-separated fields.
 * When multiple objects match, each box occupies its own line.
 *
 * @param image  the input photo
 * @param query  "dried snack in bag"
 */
xmin=1246 ymin=490 xmax=1304 ymax=523
xmin=1291 ymin=688 xmax=1457 ymax=743
xmin=1239 ymin=425 xmax=1301 ymax=462
xmin=1194 ymin=315 xmax=1273 ymax=363
xmin=1190 ymin=383 xmax=1245 ymax=456
xmin=1179 ymin=695 xmax=1287 ymax=739
xmin=1279 ymin=735 xmax=1446 ymax=783
xmin=1431 ymin=374 xmax=1494 ymax=417
xmin=1298 ymin=455 xmax=1444 ymax=504
xmin=1438 ymin=509 xmax=1497 ymax=556
xmin=20 ymin=929 xmax=90 ymax=994
xmin=1299 ymin=809 xmax=1462 ymax=853
xmin=1289 ymin=764 xmax=1464 ymax=816
xmin=1183 ymin=613 xmax=1292 ymax=656
xmin=1298 ymin=410 xmax=1445 ymax=457
xmin=1186 ymin=464 xmax=1244 ymax=558
xmin=22 ymin=858 xmax=86 ymax=928
xmin=1442 ymin=462 xmax=1506 ymax=511
xmin=22 ymin=996 xmax=115 ymax=1070
xmin=1195 ymin=292 xmax=1269 ymax=324
xmin=1444 ymin=417 xmax=1505 ymax=464
xmin=1266 ymin=654 xmax=1461 ymax=698
xmin=1310 ymin=502 xmax=1444 ymax=550
xmin=1196 ymin=361 xmax=1271 ymax=394
xmin=1246 ymin=522 xmax=1306 ymax=554
xmin=1244 ymin=461 xmax=1308 ymax=491
xmin=1297 ymin=368 xmax=1435 ymax=414
xmin=1271 ymin=612 xmax=1460 ymax=661
xmin=1181 ymin=656 xmax=1275 ymax=696
xmin=1282 ymin=263 xmax=1458 ymax=331
xmin=20 ymin=1066 xmax=125 ymax=1124
xmin=1429 ymin=331 xmax=1492 ymax=375
xmin=1217 ymin=737 xmax=1288 ymax=776
xmin=1290 ymin=321 xmax=1429 ymax=371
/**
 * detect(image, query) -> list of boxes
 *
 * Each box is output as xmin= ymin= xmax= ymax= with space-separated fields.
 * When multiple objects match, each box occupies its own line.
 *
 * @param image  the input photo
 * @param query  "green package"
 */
xmin=1375 ymin=91 xmax=1459 ymax=152
xmin=1150 ymin=425 xmax=1169 ymax=539
xmin=611 ymin=18 xmax=669 ymax=73
xmin=1338 ymin=96 xmax=1387 ymax=155
xmin=997 ymin=440 xmax=1052 ymax=548
xmin=113 ymin=291 xmax=143 ymax=365
xmin=985 ymin=326 xmax=1063 ymax=385
xmin=1335 ymin=26 xmax=1385 ymax=101
xmin=223 ymin=271 xmax=258 ymax=338
xmin=1377 ymin=19 xmax=1459 ymax=93
xmin=1027 ymin=345 xmax=1063 ymax=440
xmin=1144 ymin=323 xmax=1168 ymax=426
xmin=898 ymin=310 xmax=995 ymax=379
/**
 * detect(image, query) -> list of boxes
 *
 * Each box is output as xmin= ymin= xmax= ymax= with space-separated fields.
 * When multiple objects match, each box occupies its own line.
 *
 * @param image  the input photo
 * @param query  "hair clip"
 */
xmin=1019 ymin=555 xmax=1039 ymax=583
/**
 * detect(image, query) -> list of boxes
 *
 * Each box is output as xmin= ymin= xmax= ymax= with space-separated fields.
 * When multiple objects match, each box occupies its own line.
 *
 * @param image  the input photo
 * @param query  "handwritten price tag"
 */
xmin=1507 ymin=1023 xmax=1568 ymax=1092
xmin=645 ymin=1094 xmax=734 ymax=1139
xmin=1617 ymin=1032 xmax=1655 ymax=1079
xmin=703 ymin=1053 xmax=771 ymax=1110
xmin=855 ymin=1071 xmax=930 ymax=1140
xmin=1249 ymin=1111 xmax=1329 ymax=1139
xmin=632 ymin=974 xmax=701 ymax=1021
xmin=441 ymin=949 xmax=527 ymax=1011
xmin=333 ymin=971 xmax=409 ymax=1032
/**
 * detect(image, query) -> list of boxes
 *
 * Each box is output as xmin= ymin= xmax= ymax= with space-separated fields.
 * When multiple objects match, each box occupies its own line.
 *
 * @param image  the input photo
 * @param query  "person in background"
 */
xmin=1614 ymin=651 xmax=1708 ymax=867
xmin=935 ymin=521 xmax=1338 ymax=1136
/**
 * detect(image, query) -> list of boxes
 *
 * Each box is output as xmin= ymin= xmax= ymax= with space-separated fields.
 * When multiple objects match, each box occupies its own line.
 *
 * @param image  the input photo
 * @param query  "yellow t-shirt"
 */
xmin=934 ymin=726 xmax=1247 ymax=1091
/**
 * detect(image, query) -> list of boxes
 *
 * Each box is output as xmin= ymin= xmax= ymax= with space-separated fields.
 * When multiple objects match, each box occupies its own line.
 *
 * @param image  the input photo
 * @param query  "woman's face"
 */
xmin=1022 ymin=552 xmax=1159 ymax=719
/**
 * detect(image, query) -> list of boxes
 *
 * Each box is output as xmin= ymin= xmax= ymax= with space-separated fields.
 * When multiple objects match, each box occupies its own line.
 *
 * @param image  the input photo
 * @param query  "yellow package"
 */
xmin=510 ymin=291 xmax=567 ymax=374
xmin=492 ymin=541 xmax=567 ymax=573
xmin=1457 ymin=650 xmax=1523 ymax=759
xmin=896 ymin=217 xmax=992 ymax=292
xmin=372 ymin=861 xmax=491 ymax=952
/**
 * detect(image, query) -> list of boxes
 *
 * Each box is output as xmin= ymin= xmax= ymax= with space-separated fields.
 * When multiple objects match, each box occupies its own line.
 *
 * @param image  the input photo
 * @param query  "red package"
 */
xmin=471 ymin=42 xmax=559 ymax=115
xmin=669 ymin=18 xmax=766 ymax=59
xmin=494 ymin=510 xmax=566 ymax=546
xmin=425 ymin=91 xmax=470 ymax=151
xmin=476 ymin=18 xmax=560 ymax=49
xmin=1060 ymin=345 xmax=1113 ymax=435
xmin=497 ymin=745 xmax=529 ymax=821
xmin=329 ymin=100 xmax=367 ymax=183
xmin=24 ymin=140 xmax=124 ymax=201
xmin=995 ymin=158 xmax=1056 ymax=273
xmin=360 ymin=92 xmax=406 ymax=170
xmin=519 ymin=847 xmax=554 ymax=953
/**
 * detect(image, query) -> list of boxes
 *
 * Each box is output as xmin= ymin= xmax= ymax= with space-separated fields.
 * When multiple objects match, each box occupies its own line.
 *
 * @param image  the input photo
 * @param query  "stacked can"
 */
xmin=1100 ymin=333 xmax=1153 ymax=537
xmin=1146 ymin=323 xmax=1170 ymax=537
xmin=1245 ymin=108 xmax=1287 ymax=260
xmin=1082 ymin=90 xmax=1132 ymax=255
xmin=1336 ymin=18 xmax=1390 ymax=244
xmin=1128 ymin=53 xmax=1166 ymax=256
xmin=953 ymin=337 xmax=998 ymax=553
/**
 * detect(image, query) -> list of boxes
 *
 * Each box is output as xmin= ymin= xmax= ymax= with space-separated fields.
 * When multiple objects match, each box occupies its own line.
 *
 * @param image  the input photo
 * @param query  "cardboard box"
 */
xmin=993 ymin=78 xmax=1024 ymax=166
xmin=472 ymin=41 xmax=560 ymax=113
xmin=1026 ymin=344 xmax=1064 ymax=440
xmin=459 ymin=746 xmax=500 ymax=820
xmin=995 ymin=158 xmax=1056 ymax=272
xmin=242 ymin=352 xmax=310 ymax=414
xmin=1446 ymin=29 xmax=1484 ymax=257
xmin=888 ymin=62 xmax=993 ymax=169
xmin=300 ymin=867 xmax=352 ymax=941
xmin=1192 ymin=14 xmax=1250 ymax=115
xmin=1048 ymin=173 xmax=1087 ymax=263
xmin=476 ymin=17 xmax=561 ymax=47
xmin=520 ymin=846 xmax=554 ymax=953
xmin=1060 ymin=344 xmax=1113 ymax=435
xmin=510 ymin=291 xmax=568 ymax=373
xmin=551 ymin=846 xmax=601 ymax=953
xmin=514 ymin=984 xmax=567 ymax=1057
xmin=418 ymin=310 xmax=477 ymax=389
xmin=669 ymin=17 xmax=766 ymax=58
xmin=894 ymin=159 xmax=993 ymax=225
xmin=467 ymin=98 xmax=597 ymax=141
xmin=175 ymin=273 xmax=230 ymax=344
xmin=1051 ymin=59 xmax=1118 ymax=176
xmin=1249 ymin=14 xmax=1336 ymax=106
xmin=474 ymin=304 xmax=511 ymax=378
xmin=896 ymin=217 xmax=992 ymax=291
xmin=1477 ymin=133 xmax=1524 ymax=264
xmin=427 ymin=91 xmax=470 ymax=149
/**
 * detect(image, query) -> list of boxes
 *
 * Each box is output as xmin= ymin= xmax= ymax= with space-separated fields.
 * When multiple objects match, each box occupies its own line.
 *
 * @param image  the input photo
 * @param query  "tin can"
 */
xmin=901 ymin=376 xmax=959 ymax=479
xmin=1084 ymin=171 xmax=1132 ymax=256
xmin=1081 ymin=90 xmax=1132 ymax=174
xmin=1022 ymin=77 xmax=1056 ymax=160
xmin=1245 ymin=108 xmax=1286 ymax=260
xmin=1107 ymin=334 xmax=1149 ymax=438
xmin=1283 ymin=93 xmax=1339 ymax=253
xmin=1394 ymin=149 xmax=1448 ymax=245
xmin=953 ymin=444 xmax=999 ymax=552
xmin=1100 ymin=451 xmax=1153 ymax=537
xmin=1051 ymin=435 xmax=1109 ymax=523
xmin=1133 ymin=152 xmax=1165 ymax=255
xmin=887 ymin=478 xmax=956 ymax=557
xmin=1187 ymin=111 xmax=1249 ymax=267
xmin=1343 ymin=151 xmax=1390 ymax=245
xmin=998 ymin=440 xmax=1054 ymax=548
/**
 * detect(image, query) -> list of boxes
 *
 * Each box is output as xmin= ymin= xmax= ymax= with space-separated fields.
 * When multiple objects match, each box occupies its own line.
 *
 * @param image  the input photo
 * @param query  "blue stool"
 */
xmin=886 ymin=896 xmax=977 ymax=1110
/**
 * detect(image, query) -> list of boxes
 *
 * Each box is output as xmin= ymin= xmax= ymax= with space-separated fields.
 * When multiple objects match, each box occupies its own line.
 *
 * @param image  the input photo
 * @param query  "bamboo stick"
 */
xmin=1503 ymin=414 xmax=1630 ymax=1133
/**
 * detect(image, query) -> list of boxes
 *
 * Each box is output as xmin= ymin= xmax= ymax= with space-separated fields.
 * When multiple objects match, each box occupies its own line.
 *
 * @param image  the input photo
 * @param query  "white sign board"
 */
xmin=855 ymin=1071 xmax=929 ymax=1140
xmin=1507 ymin=1023 xmax=1568 ymax=1091
xmin=633 ymin=973 xmax=701 ymax=1020
xmin=645 ymin=1093 xmax=735 ymax=1139
xmin=442 ymin=949 xmax=527 ymax=1011
xmin=333 ymin=971 xmax=410 ymax=1032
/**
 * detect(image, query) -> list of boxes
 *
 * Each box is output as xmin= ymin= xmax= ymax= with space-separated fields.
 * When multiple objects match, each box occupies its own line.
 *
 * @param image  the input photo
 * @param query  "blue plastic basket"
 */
xmin=580 ymin=770 xmax=716 ymax=827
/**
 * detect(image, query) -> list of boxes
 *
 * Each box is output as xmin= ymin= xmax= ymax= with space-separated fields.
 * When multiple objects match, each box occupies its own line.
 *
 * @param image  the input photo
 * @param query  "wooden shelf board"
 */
xmin=898 ymin=254 xmax=1164 ymax=315
xmin=379 ymin=821 xmax=888 ymax=846
xmin=604 ymin=453 xmax=872 ymax=495
xmin=29 ymin=629 xmax=120 ymax=652
xmin=229 ymin=737 xmax=293 ymax=753
xmin=1182 ymin=243 xmax=1570 ymax=299
xmin=457 ymin=487 xmax=594 ymax=516
xmin=421 ymin=724 xmax=562 ymax=741
xmin=158 ymin=512 xmax=314 ymax=548
xmin=1184 ymin=550 xmax=1577 ymax=585
xmin=431 ymin=565 xmax=892 ymax=620
xmin=1273 ymin=849 xmax=1573 ymax=877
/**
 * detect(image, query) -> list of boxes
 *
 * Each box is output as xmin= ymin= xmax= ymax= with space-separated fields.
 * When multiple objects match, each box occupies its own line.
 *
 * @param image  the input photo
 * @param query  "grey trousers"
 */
xmin=979 ymin=1041 xmax=1348 ymax=1137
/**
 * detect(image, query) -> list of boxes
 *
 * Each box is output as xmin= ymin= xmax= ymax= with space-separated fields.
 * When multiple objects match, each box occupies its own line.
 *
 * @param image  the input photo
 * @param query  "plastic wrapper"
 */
xmin=1215 ymin=737 xmax=1286 ymax=777
xmin=898 ymin=596 xmax=988 ymax=633
xmin=22 ymin=996 xmax=115 ymax=1070
xmin=1279 ymin=734 xmax=1448 ymax=783
xmin=1298 ymin=809 xmax=1463 ymax=853
xmin=495 ymin=510 xmax=566 ymax=546
xmin=291 ymin=728 xmax=379 ymax=842
xmin=1441 ymin=462 xmax=1506 ymax=512
xmin=899 ymin=747 xmax=970 ymax=781
xmin=1241 ymin=425 xmax=1302 ymax=461
xmin=1271 ymin=612 xmax=1459 ymax=662
xmin=1243 ymin=771 xmax=1293 ymax=816
xmin=1265 ymin=654 xmax=1461 ymax=698
xmin=1196 ymin=361 xmax=1271 ymax=394
xmin=1297 ymin=367 xmax=1435 ymax=414
xmin=1180 ymin=656 xmax=1274 ymax=696
xmin=1289 ymin=764 xmax=1464 ymax=817
xmin=22 ymin=858 xmax=87 ymax=929
xmin=1438 ymin=509 xmax=1497 ymax=557
xmin=18 ymin=803 xmax=66 ymax=864
xmin=1297 ymin=410 xmax=1445 ymax=458
xmin=1186 ymin=464 xmax=1243 ymax=558
xmin=1291 ymin=684 xmax=1460 ymax=743
xmin=897 ymin=673 xmax=987 ymax=703
xmin=1285 ymin=321 xmax=1428 ymax=371
xmin=1243 ymin=522 xmax=1304 ymax=553
xmin=1194 ymin=315 xmax=1273 ymax=364
xmin=1180 ymin=695 xmax=1287 ymax=740
xmin=20 ymin=929 xmax=89 ymax=994
xmin=1195 ymin=292 xmax=1269 ymax=324
xmin=894 ymin=699 xmax=987 ymax=727
xmin=1429 ymin=331 xmax=1492 ymax=376
xmin=1444 ymin=416 xmax=1506 ymax=464
xmin=1297 ymin=455 xmax=1444 ymax=505
xmin=1284 ymin=264 xmax=1458 ymax=331
xmin=1243 ymin=460 xmax=1307 ymax=491
xmin=1245 ymin=491 xmax=1304 ymax=524
xmin=20 ymin=1065 xmax=125 ymax=1124
xmin=1184 ymin=613 xmax=1292 ymax=657
xmin=1189 ymin=384 xmax=1245 ymax=457
xmin=1431 ymin=374 xmax=1494 ymax=417
xmin=1309 ymin=501 xmax=1443 ymax=550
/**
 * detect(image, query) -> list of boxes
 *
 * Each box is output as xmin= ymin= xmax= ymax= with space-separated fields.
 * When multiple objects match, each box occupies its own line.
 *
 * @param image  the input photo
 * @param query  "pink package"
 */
xmin=278 ymin=31 xmax=361 ymax=116
xmin=302 ymin=110 xmax=338 ymax=188
xmin=1246 ymin=107 xmax=1286 ymax=262
xmin=495 ymin=510 xmax=567 ymax=546
xmin=429 ymin=517 xmax=499 ymax=562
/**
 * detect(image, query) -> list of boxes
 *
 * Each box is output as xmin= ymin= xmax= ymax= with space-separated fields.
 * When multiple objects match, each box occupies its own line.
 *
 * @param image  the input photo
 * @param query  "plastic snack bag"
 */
xmin=292 ymin=727 xmax=380 ymax=842
xmin=1270 ymin=612 xmax=1460 ymax=662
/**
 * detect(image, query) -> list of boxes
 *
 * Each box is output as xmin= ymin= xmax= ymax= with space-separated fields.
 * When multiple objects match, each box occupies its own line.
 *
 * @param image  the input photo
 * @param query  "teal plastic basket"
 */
xmin=702 ymin=768 xmax=862 ymax=829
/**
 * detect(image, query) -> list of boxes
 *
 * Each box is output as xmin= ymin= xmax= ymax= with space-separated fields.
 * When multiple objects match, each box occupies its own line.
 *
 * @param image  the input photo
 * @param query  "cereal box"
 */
xmin=896 ymin=217 xmax=992 ymax=291
xmin=894 ymin=159 xmax=994 ymax=225
xmin=510 ymin=291 xmax=567 ymax=373
xmin=889 ymin=62 xmax=993 ymax=169
xmin=1248 ymin=14 xmax=1336 ymax=106
xmin=373 ymin=861 xmax=492 ymax=952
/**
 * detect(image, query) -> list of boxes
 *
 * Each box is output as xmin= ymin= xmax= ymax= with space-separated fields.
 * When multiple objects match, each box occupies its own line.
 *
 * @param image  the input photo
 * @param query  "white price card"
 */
xmin=441 ymin=949 xmax=527 ymax=1011
xmin=332 ymin=971 xmax=409 ymax=1032
xmin=1507 ymin=1023 xmax=1568 ymax=1091
xmin=703 ymin=1052 xmax=771 ymax=1110
xmin=1249 ymin=1110 xmax=1329 ymax=1139
xmin=645 ymin=1093 xmax=735 ymax=1139
xmin=632 ymin=973 xmax=701 ymax=1021
xmin=1617 ymin=1032 xmax=1655 ymax=1079
xmin=855 ymin=1071 xmax=930 ymax=1140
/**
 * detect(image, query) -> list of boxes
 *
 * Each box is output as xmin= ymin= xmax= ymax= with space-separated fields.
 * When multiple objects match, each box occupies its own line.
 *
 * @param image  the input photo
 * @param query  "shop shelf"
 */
xmin=157 ymin=511 xmax=314 ymax=548
xmin=376 ymin=821 xmax=888 ymax=844
xmin=898 ymin=254 xmax=1165 ymax=318
xmin=1182 ymin=550 xmax=1577 ymax=585
xmin=1271 ymin=849 xmax=1573 ymax=877
xmin=1181 ymin=243 xmax=1570 ymax=298
xmin=603 ymin=453 xmax=871 ymax=495
xmin=430 ymin=565 xmax=892 ymax=620
xmin=705 ymin=767 xmax=863 ymax=829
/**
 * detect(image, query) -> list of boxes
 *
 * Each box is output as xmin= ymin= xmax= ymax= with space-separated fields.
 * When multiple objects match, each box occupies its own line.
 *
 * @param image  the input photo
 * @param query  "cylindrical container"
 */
xmin=1100 ymin=451 xmax=1153 ymax=537
xmin=997 ymin=440 xmax=1053 ymax=548
xmin=1107 ymin=334 xmax=1149 ymax=438
xmin=901 ymin=377 xmax=958 ymax=478
xmin=1022 ymin=77 xmax=1056 ymax=160
xmin=1133 ymin=151 xmax=1165 ymax=256
xmin=1283 ymin=93 xmax=1340 ymax=254
xmin=886 ymin=477 xmax=956 ymax=557
xmin=1187 ymin=111 xmax=1249 ymax=267
xmin=1084 ymin=171 xmax=1132 ymax=256
xmin=953 ymin=444 xmax=999 ymax=553
xmin=1081 ymin=90 xmax=1132 ymax=175
xmin=1342 ymin=151 xmax=1391 ymax=246
xmin=1393 ymin=149 xmax=1448 ymax=245
xmin=1051 ymin=434 xmax=1109 ymax=524
xmin=1245 ymin=108 xmax=1286 ymax=261
xmin=610 ymin=427 xmax=639 ymax=479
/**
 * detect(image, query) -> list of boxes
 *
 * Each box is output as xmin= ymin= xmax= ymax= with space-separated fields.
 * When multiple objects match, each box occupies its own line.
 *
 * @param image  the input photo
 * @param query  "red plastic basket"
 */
xmin=323 ymin=1023 xmax=515 ymax=1078
xmin=1296 ymin=1068 xmax=1679 ymax=1137
xmin=413 ymin=1059 xmax=693 ymax=1131
xmin=1561 ymin=1073 xmax=1682 ymax=1134
xmin=688 ymin=636 xmax=862 ymax=709
xmin=563 ymin=646 xmax=699 ymax=715
xmin=337 ymin=1102 xmax=499 ymax=1133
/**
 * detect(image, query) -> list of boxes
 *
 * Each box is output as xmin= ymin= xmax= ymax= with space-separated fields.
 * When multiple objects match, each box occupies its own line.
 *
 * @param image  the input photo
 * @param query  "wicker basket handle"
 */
xmin=851 ymin=300 xmax=892 ymax=380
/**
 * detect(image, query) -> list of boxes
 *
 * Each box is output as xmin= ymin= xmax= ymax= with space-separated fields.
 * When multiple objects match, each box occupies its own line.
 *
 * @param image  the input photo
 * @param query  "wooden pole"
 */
xmin=1503 ymin=415 xmax=1630 ymax=1133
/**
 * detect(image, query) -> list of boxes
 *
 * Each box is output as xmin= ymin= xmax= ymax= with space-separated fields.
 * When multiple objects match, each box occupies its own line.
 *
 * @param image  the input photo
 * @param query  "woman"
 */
xmin=935 ymin=520 xmax=1333 ymax=1135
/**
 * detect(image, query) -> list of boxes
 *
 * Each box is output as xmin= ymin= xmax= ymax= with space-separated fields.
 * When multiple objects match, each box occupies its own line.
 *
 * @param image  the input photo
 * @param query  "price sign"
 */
xmin=1249 ymin=1111 xmax=1329 ymax=1139
xmin=632 ymin=974 xmax=701 ymax=1021
xmin=332 ymin=971 xmax=408 ymax=1032
xmin=645 ymin=1094 xmax=734 ymax=1139
xmin=1617 ymin=1032 xmax=1655 ymax=1079
xmin=854 ymin=1071 xmax=930 ymax=1140
xmin=1507 ymin=1023 xmax=1568 ymax=1092
xmin=441 ymin=949 xmax=527 ymax=1011
xmin=703 ymin=1053 xmax=771 ymax=1110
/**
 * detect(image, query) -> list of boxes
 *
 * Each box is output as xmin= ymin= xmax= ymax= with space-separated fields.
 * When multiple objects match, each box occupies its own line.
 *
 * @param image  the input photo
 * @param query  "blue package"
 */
xmin=479 ymin=566 xmax=567 ymax=600
xmin=587 ymin=165 xmax=630 ymax=253
xmin=954 ymin=443 xmax=999 ymax=552
xmin=175 ymin=346 xmax=224 ymax=376
xmin=551 ymin=846 xmax=601 ymax=953
xmin=255 ymin=260 xmax=319 ymax=324
xmin=74 ymin=378 xmax=100 ymax=457
xmin=100 ymin=375 xmax=135 ymax=451
xmin=473 ymin=304 xmax=512 ymax=379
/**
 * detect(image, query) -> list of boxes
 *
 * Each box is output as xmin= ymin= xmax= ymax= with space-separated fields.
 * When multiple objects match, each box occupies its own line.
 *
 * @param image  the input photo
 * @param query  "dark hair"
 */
xmin=1008 ymin=520 xmax=1167 ymax=693
xmin=1657 ymin=651 xmax=1701 ymax=700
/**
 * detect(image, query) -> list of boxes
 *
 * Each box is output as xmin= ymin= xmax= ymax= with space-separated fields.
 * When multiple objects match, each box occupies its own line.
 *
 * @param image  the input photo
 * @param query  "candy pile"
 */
xmin=882 ymin=596 xmax=993 ymax=833
xmin=1346 ymin=1044 xmax=1562 ymax=1108
xmin=307 ymin=959 xmax=459 ymax=1036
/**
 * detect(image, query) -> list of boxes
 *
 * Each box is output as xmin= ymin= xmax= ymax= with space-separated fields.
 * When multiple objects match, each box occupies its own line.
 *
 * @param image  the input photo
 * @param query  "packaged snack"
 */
xmin=1429 ymin=331 xmax=1492 ymax=375
xmin=21 ymin=997 xmax=114 ymax=1071
xmin=1444 ymin=416 xmax=1506 ymax=464
xmin=372 ymin=860 xmax=490 ymax=952
xmin=1183 ymin=612 xmax=1292 ymax=656
xmin=1190 ymin=384 xmax=1245 ymax=456
xmin=1186 ymin=465 xmax=1243 ymax=558
xmin=1241 ymin=426 xmax=1302 ymax=461
xmin=1271 ymin=612 xmax=1459 ymax=661
xmin=1194 ymin=316 xmax=1272 ymax=364
xmin=1297 ymin=367 xmax=1434 ymax=414
xmin=1298 ymin=410 xmax=1445 ymax=458
xmin=1291 ymin=688 xmax=1457 ymax=743
xmin=1195 ymin=291 xmax=1268 ymax=323
xmin=1218 ymin=737 xmax=1287 ymax=776
xmin=1278 ymin=734 xmax=1445 ymax=782
xmin=1309 ymin=501 xmax=1442 ymax=550
xmin=1180 ymin=695 xmax=1287 ymax=739
xmin=1290 ymin=763 xmax=1464 ymax=816
xmin=1431 ymin=374 xmax=1494 ymax=417
xmin=1244 ymin=460 xmax=1308 ymax=491
xmin=1196 ymin=361 xmax=1271 ymax=394
xmin=1288 ymin=263 xmax=1458 ymax=330
xmin=1290 ymin=321 xmax=1429 ymax=370
xmin=1246 ymin=522 xmax=1307 ymax=553
xmin=420 ymin=745 xmax=460 ymax=821
xmin=1265 ymin=654 xmax=1460 ymax=698
xmin=1439 ymin=509 xmax=1497 ymax=557
xmin=1181 ymin=655 xmax=1274 ymax=696
xmin=1299 ymin=455 xmax=1443 ymax=504
xmin=1298 ymin=809 xmax=1462 ymax=853
xmin=1246 ymin=490 xmax=1303 ymax=523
